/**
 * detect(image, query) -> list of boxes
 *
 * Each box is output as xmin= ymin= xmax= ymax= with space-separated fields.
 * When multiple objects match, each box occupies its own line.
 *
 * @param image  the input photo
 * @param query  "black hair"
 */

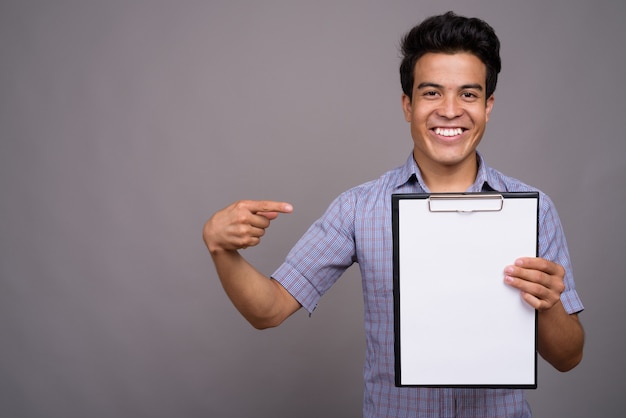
xmin=400 ymin=11 xmax=501 ymax=100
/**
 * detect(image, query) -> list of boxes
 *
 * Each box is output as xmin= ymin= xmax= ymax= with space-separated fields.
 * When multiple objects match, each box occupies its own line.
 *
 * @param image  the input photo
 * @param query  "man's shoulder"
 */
xmin=485 ymin=165 xmax=560 ymax=214
xmin=486 ymin=165 xmax=540 ymax=193
xmin=342 ymin=163 xmax=407 ymax=199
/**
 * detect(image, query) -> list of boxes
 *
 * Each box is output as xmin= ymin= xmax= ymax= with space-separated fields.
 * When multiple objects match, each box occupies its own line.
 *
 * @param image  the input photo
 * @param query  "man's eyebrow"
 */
xmin=416 ymin=82 xmax=484 ymax=91
xmin=416 ymin=82 xmax=443 ymax=90
xmin=460 ymin=83 xmax=484 ymax=91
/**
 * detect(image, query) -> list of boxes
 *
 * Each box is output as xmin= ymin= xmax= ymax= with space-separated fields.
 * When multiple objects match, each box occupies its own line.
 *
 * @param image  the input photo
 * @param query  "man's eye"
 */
xmin=424 ymin=91 xmax=439 ymax=97
xmin=461 ymin=92 xmax=478 ymax=99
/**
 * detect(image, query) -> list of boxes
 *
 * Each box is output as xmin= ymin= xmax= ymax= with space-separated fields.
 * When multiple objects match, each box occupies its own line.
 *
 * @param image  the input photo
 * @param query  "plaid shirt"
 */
xmin=272 ymin=152 xmax=583 ymax=417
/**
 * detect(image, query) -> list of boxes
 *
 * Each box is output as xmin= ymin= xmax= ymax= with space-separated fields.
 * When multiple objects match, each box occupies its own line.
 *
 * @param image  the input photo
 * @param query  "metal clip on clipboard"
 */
xmin=427 ymin=194 xmax=504 ymax=213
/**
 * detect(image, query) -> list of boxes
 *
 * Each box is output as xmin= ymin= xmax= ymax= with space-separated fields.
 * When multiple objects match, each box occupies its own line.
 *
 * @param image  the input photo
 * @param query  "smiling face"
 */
xmin=402 ymin=52 xmax=495 ymax=191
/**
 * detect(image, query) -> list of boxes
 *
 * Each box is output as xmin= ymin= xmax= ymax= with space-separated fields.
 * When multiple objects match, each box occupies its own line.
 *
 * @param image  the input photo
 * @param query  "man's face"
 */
xmin=402 ymin=52 xmax=494 ymax=181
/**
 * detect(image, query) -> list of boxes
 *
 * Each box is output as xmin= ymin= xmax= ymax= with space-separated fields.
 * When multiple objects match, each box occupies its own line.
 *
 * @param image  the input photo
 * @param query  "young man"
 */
xmin=203 ymin=11 xmax=584 ymax=417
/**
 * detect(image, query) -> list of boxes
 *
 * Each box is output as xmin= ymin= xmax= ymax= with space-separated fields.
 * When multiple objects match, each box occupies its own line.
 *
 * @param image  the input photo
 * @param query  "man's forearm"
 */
xmin=537 ymin=302 xmax=584 ymax=372
xmin=211 ymin=249 xmax=300 ymax=329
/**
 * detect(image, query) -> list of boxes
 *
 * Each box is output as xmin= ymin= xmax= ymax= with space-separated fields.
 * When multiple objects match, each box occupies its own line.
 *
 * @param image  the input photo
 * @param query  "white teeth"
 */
xmin=434 ymin=127 xmax=463 ymax=137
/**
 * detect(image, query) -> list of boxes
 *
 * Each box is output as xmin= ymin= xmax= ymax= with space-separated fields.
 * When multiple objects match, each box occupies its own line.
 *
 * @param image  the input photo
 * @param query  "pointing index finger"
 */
xmin=250 ymin=200 xmax=293 ymax=214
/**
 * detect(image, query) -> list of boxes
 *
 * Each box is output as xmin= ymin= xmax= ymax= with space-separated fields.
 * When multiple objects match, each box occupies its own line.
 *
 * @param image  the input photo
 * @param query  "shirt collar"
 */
xmin=394 ymin=151 xmax=499 ymax=192
xmin=393 ymin=152 xmax=422 ymax=189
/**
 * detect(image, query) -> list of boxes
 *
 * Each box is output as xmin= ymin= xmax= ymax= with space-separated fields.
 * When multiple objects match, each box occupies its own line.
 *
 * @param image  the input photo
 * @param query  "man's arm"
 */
xmin=203 ymin=200 xmax=301 ymax=329
xmin=504 ymin=257 xmax=584 ymax=372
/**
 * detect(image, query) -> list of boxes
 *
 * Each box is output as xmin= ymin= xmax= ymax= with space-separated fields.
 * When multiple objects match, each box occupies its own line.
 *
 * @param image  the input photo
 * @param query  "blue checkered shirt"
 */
xmin=272 ymin=152 xmax=583 ymax=417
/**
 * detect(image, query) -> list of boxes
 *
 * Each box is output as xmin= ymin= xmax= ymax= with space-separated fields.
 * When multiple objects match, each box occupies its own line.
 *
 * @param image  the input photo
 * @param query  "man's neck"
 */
xmin=415 ymin=153 xmax=479 ymax=193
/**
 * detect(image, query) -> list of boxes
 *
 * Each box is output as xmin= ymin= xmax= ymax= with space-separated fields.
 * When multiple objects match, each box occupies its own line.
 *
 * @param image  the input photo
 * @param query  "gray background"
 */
xmin=1 ymin=0 xmax=624 ymax=417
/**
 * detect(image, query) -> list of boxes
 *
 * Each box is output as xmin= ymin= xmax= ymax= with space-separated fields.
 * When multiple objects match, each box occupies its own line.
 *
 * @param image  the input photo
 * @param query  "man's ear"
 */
xmin=485 ymin=94 xmax=495 ymax=122
xmin=401 ymin=93 xmax=412 ymax=122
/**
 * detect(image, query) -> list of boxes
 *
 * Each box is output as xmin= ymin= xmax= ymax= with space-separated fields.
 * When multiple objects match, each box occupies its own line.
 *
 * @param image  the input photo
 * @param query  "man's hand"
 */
xmin=203 ymin=200 xmax=293 ymax=254
xmin=202 ymin=200 xmax=298 ymax=328
xmin=503 ymin=257 xmax=566 ymax=311
xmin=505 ymin=257 xmax=584 ymax=371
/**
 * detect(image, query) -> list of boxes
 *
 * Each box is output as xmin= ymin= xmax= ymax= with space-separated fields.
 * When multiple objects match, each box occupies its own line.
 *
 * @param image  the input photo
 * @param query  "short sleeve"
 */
xmin=272 ymin=191 xmax=357 ymax=314
xmin=538 ymin=194 xmax=584 ymax=314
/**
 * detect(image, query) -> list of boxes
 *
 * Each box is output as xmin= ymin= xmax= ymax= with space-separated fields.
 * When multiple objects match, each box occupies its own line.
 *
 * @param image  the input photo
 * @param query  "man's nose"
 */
xmin=437 ymin=95 xmax=463 ymax=119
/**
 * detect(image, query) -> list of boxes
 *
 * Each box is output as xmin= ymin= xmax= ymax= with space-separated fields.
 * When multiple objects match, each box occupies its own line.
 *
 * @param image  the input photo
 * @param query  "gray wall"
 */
xmin=1 ymin=1 xmax=624 ymax=417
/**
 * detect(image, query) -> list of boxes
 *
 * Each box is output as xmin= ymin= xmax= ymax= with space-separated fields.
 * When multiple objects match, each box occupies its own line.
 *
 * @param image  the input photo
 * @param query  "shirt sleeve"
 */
xmin=538 ymin=193 xmax=584 ymax=314
xmin=272 ymin=190 xmax=357 ymax=314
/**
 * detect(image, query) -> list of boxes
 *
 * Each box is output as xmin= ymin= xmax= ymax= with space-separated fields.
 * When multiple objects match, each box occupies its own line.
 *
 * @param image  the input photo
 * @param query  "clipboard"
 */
xmin=392 ymin=192 xmax=539 ymax=388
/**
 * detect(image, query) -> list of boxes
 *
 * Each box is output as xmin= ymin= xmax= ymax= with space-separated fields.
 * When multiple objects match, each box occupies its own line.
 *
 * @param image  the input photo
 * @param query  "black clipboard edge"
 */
xmin=392 ymin=192 xmax=540 ymax=389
